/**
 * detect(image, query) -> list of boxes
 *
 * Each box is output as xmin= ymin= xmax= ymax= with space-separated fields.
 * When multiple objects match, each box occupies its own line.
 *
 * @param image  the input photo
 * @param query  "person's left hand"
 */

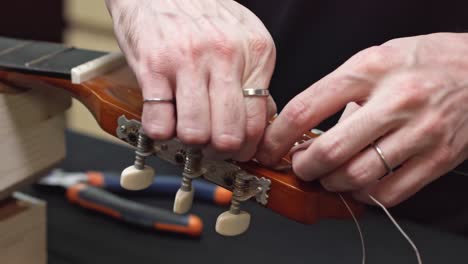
xmin=256 ymin=33 xmax=468 ymax=207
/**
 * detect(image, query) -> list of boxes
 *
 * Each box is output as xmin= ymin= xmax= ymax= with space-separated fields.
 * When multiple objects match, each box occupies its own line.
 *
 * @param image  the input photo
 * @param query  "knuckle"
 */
xmin=212 ymin=134 xmax=243 ymax=152
xmin=143 ymin=123 xmax=174 ymax=140
xmin=178 ymin=38 xmax=206 ymax=62
xmin=433 ymin=145 xmax=454 ymax=167
xmin=245 ymin=109 xmax=266 ymax=140
xmin=249 ymin=34 xmax=274 ymax=57
xmin=345 ymin=164 xmax=374 ymax=189
xmin=142 ymin=50 xmax=174 ymax=75
xmin=352 ymin=45 xmax=396 ymax=74
xmin=282 ymin=97 xmax=314 ymax=128
xmin=209 ymin=35 xmax=239 ymax=60
xmin=314 ymin=139 xmax=347 ymax=165
xmin=416 ymin=118 xmax=444 ymax=141
xmin=245 ymin=121 xmax=264 ymax=140
xmin=177 ymin=127 xmax=210 ymax=145
xmin=386 ymin=74 xmax=431 ymax=112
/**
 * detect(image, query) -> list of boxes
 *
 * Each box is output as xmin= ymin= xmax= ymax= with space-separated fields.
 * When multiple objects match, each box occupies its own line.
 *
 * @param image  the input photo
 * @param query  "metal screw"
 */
xmin=133 ymin=132 xmax=153 ymax=170
xmin=180 ymin=148 xmax=203 ymax=192
xmin=229 ymin=176 xmax=248 ymax=215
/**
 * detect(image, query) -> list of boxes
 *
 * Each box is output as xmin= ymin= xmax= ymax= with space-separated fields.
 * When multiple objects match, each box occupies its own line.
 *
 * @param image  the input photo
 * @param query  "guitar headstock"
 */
xmin=0 ymin=63 xmax=364 ymax=236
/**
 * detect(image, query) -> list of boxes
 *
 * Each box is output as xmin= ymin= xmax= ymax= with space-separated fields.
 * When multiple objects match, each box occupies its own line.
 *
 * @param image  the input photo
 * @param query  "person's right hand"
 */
xmin=105 ymin=0 xmax=276 ymax=161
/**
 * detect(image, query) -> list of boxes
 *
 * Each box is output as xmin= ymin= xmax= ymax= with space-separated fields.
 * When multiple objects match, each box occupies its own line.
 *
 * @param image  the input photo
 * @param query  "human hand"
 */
xmin=257 ymin=33 xmax=468 ymax=206
xmin=105 ymin=0 xmax=276 ymax=160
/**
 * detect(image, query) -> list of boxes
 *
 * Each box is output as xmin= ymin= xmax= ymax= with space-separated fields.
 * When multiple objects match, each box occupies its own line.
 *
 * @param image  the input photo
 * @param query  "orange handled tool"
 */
xmin=67 ymin=183 xmax=203 ymax=237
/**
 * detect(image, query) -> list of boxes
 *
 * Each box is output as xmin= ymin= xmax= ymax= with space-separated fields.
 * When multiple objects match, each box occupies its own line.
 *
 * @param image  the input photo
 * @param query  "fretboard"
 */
xmin=0 ymin=36 xmax=107 ymax=79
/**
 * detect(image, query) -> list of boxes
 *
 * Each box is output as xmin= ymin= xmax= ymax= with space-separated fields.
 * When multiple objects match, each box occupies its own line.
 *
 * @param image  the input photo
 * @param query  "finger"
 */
xmin=291 ymin=100 xmax=399 ymax=181
xmin=140 ymin=74 xmax=176 ymax=139
xmin=266 ymin=95 xmax=278 ymax=121
xmin=232 ymin=93 xmax=268 ymax=161
xmin=338 ymin=102 xmax=361 ymax=123
xmin=208 ymin=60 xmax=245 ymax=152
xmin=256 ymin=73 xmax=373 ymax=166
xmin=351 ymin=149 xmax=457 ymax=207
xmin=175 ymin=67 xmax=211 ymax=145
xmin=319 ymin=126 xmax=425 ymax=192
xmin=233 ymin=72 xmax=274 ymax=161
xmin=256 ymin=45 xmax=404 ymax=166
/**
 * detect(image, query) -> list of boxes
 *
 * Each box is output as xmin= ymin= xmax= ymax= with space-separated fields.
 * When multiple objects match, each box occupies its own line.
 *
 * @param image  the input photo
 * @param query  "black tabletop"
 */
xmin=22 ymin=131 xmax=468 ymax=264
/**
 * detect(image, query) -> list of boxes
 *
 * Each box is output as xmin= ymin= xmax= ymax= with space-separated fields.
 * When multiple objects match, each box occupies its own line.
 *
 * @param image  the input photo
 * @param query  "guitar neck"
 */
xmin=0 ymin=36 xmax=365 ymax=225
xmin=0 ymin=36 xmax=107 ymax=79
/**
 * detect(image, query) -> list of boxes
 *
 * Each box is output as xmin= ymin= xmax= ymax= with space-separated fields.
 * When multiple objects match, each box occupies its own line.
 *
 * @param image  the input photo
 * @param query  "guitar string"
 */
xmin=339 ymin=194 xmax=423 ymax=264
xmin=452 ymin=170 xmax=468 ymax=177
xmin=338 ymin=194 xmax=366 ymax=264
xmin=294 ymin=133 xmax=423 ymax=263
xmin=368 ymin=194 xmax=423 ymax=264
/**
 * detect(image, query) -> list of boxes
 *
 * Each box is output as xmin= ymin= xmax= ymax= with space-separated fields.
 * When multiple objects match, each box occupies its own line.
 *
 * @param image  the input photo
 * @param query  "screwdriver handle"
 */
xmin=86 ymin=172 xmax=232 ymax=205
xmin=67 ymin=183 xmax=203 ymax=236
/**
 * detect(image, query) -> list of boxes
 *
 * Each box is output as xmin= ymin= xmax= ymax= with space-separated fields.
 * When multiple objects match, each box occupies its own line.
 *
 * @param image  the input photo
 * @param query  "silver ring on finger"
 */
xmin=143 ymin=98 xmax=175 ymax=103
xmin=243 ymin=88 xmax=269 ymax=97
xmin=371 ymin=142 xmax=393 ymax=178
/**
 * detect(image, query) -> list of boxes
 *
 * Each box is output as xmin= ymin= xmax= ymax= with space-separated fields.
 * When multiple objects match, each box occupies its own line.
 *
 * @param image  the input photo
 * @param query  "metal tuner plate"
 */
xmin=115 ymin=115 xmax=271 ymax=206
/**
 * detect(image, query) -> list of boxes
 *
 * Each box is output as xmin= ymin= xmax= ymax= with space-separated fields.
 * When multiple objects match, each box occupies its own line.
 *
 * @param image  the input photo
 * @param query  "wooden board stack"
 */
xmin=0 ymin=193 xmax=47 ymax=264
xmin=0 ymin=82 xmax=71 ymax=263
xmin=0 ymin=83 xmax=70 ymax=199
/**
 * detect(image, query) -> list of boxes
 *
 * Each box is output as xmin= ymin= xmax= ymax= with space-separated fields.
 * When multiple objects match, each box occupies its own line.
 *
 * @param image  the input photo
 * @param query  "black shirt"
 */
xmin=237 ymin=0 xmax=468 ymax=235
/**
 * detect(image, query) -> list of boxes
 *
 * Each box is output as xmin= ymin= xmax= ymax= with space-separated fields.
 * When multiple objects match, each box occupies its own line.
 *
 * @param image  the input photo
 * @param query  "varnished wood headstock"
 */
xmin=0 ymin=64 xmax=364 ymax=225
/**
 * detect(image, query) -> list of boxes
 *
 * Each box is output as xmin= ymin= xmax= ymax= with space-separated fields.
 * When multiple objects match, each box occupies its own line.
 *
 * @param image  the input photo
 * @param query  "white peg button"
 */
xmin=173 ymin=188 xmax=195 ymax=214
xmin=215 ymin=210 xmax=251 ymax=236
xmin=120 ymin=165 xmax=154 ymax=190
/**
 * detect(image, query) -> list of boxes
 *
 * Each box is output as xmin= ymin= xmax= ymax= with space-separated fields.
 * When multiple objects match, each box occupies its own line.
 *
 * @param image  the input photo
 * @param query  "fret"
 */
xmin=0 ymin=36 xmax=108 ymax=79
xmin=0 ymin=37 xmax=26 ymax=52
xmin=0 ymin=41 xmax=31 ymax=57
xmin=25 ymin=46 xmax=73 ymax=67
xmin=0 ymin=41 xmax=69 ymax=66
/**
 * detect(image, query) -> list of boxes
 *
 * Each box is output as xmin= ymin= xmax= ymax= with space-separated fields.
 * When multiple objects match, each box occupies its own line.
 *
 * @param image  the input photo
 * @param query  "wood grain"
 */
xmin=0 ymin=84 xmax=70 ymax=199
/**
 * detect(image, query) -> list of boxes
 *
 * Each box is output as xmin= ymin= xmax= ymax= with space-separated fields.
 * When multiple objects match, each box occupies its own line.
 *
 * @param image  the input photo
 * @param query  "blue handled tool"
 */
xmin=38 ymin=169 xmax=210 ymax=236
xmin=39 ymin=169 xmax=232 ymax=205
xmin=66 ymin=183 xmax=202 ymax=236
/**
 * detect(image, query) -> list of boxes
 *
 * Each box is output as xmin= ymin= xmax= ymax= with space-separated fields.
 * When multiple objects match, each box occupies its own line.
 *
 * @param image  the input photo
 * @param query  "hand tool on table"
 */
xmin=39 ymin=169 xmax=232 ymax=205
xmin=37 ymin=169 xmax=230 ymax=236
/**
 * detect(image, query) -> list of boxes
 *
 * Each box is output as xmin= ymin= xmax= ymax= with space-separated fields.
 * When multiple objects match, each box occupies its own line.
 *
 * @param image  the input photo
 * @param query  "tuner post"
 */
xmin=173 ymin=147 xmax=204 ymax=214
xmin=120 ymin=131 xmax=155 ymax=190
xmin=215 ymin=175 xmax=251 ymax=236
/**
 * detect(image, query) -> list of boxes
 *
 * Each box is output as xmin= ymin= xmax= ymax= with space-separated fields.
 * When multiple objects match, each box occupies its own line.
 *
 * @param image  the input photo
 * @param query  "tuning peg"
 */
xmin=120 ymin=131 xmax=155 ymax=190
xmin=215 ymin=175 xmax=251 ymax=236
xmin=173 ymin=187 xmax=194 ymax=214
xmin=120 ymin=165 xmax=154 ymax=190
xmin=215 ymin=210 xmax=251 ymax=237
xmin=173 ymin=147 xmax=203 ymax=214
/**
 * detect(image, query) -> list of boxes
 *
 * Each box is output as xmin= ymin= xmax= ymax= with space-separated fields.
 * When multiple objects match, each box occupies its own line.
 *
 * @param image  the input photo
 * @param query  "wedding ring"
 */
xmin=242 ymin=88 xmax=269 ymax=97
xmin=143 ymin=98 xmax=174 ymax=103
xmin=372 ymin=143 xmax=393 ymax=177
